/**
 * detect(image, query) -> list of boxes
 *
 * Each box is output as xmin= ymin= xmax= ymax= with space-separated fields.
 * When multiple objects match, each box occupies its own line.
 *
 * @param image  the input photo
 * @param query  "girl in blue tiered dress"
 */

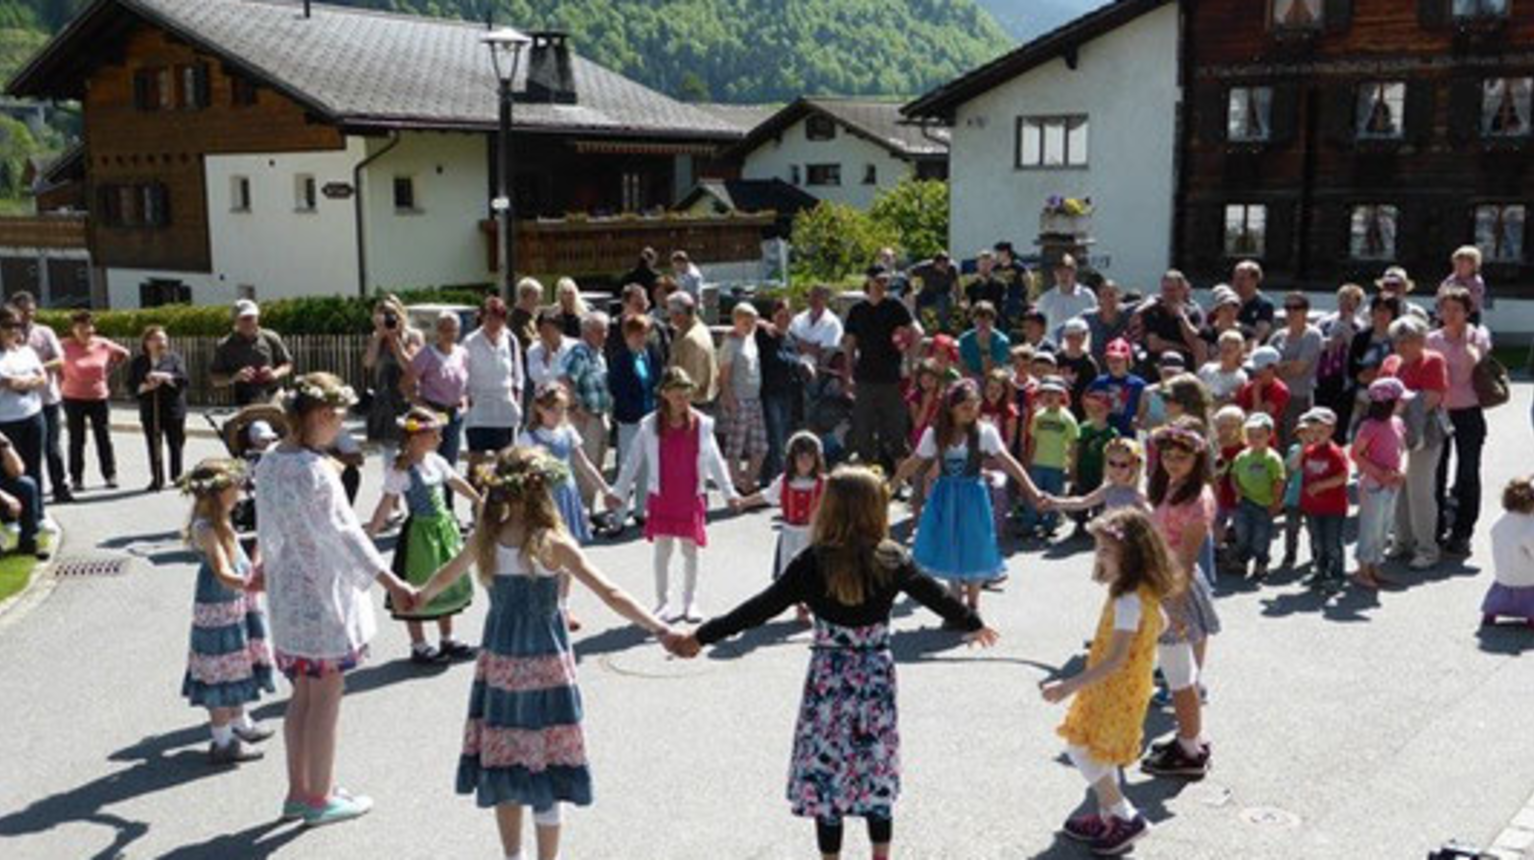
xmin=890 ymin=379 xmax=1039 ymax=618
xmin=180 ymin=458 xmax=276 ymax=766
xmin=418 ymin=446 xmax=676 ymax=860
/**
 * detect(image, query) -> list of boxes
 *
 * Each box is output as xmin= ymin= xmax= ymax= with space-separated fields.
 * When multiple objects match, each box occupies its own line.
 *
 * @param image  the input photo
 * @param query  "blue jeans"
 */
xmin=1356 ymin=485 xmax=1398 ymax=565
xmin=760 ymin=391 xmax=794 ymax=482
xmin=1232 ymin=499 xmax=1275 ymax=566
xmin=0 ymin=472 xmax=40 ymax=547
xmin=1307 ymin=513 xmax=1346 ymax=582
xmin=1021 ymin=465 xmax=1065 ymax=532
xmin=432 ymin=404 xmax=463 ymax=513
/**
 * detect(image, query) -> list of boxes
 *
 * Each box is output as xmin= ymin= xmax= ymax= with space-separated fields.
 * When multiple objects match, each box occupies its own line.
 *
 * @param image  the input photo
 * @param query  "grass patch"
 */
xmin=0 ymin=552 xmax=37 ymax=603
xmin=1493 ymin=345 xmax=1531 ymax=378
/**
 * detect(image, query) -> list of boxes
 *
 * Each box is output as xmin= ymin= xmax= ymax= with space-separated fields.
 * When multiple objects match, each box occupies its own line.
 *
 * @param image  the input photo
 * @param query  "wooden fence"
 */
xmin=104 ymin=333 xmax=372 ymax=407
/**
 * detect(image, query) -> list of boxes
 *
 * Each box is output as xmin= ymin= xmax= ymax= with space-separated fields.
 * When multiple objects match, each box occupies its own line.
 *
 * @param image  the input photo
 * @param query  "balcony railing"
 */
xmin=0 ymin=214 xmax=87 ymax=250
xmin=481 ymin=211 xmax=776 ymax=277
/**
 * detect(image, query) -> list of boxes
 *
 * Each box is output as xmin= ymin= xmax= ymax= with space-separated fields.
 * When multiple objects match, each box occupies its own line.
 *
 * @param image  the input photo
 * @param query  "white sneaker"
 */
xmin=1408 ymin=553 xmax=1438 ymax=570
xmin=682 ymin=601 xmax=703 ymax=623
xmin=654 ymin=602 xmax=675 ymax=623
xmin=39 ymin=517 xmax=59 ymax=534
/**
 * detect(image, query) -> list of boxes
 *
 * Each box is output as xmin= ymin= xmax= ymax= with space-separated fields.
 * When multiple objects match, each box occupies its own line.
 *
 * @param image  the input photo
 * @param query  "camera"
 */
xmin=383 ymin=311 xmax=399 ymax=330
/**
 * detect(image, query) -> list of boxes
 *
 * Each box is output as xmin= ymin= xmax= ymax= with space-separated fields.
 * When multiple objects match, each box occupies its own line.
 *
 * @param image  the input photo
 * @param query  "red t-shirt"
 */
xmin=1234 ymin=376 xmax=1290 ymax=426
xmin=1300 ymin=441 xmax=1349 ymax=516
xmin=1380 ymin=351 xmax=1448 ymax=394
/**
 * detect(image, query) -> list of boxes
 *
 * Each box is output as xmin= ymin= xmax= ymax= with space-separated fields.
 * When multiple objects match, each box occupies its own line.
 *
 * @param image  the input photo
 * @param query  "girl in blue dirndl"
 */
xmin=891 ymin=379 xmax=1039 ymax=616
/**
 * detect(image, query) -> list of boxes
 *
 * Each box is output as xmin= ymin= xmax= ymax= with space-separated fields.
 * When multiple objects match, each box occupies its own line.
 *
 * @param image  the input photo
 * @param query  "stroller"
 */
xmin=203 ymin=404 xmax=290 ymax=535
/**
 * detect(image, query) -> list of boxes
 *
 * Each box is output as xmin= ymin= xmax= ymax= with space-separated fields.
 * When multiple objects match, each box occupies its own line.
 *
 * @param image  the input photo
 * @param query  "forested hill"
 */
xmin=0 ymin=0 xmax=1015 ymax=103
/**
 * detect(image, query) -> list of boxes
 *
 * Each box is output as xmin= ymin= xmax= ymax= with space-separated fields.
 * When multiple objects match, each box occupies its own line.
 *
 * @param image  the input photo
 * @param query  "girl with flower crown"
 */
xmin=180 ymin=457 xmax=276 ymax=766
xmin=365 ymin=406 xmax=482 ymax=665
xmin=256 ymin=372 xmax=419 ymax=827
xmin=418 ymin=446 xmax=680 ymax=860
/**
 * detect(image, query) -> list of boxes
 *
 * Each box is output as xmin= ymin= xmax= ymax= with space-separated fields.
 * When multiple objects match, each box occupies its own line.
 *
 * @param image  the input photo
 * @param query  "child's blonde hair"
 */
xmin=471 ymin=447 xmax=570 ymax=587
xmin=1104 ymin=437 xmax=1144 ymax=483
xmin=1213 ymin=405 xmax=1245 ymax=433
xmin=181 ymin=458 xmax=243 ymax=551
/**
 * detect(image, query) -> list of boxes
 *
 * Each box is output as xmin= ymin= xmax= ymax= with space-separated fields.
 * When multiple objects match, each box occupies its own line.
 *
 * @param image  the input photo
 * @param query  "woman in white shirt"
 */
xmin=526 ymin=310 xmax=575 ymax=397
xmin=0 ymin=305 xmax=49 ymax=504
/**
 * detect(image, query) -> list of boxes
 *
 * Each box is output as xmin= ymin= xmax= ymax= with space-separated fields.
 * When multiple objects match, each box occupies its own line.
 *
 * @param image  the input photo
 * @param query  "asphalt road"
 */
xmin=2 ymin=391 xmax=1533 ymax=860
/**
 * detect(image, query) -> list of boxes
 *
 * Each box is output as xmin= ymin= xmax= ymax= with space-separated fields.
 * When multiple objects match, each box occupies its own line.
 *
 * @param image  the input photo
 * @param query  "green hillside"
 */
xmin=1 ymin=0 xmax=1013 ymax=103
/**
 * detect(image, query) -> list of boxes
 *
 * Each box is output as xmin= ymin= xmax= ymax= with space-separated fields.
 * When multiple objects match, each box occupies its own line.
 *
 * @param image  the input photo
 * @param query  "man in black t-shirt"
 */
xmin=843 ymin=265 xmax=914 ymax=470
xmin=964 ymin=250 xmax=1007 ymax=311
xmin=1232 ymin=259 xmax=1275 ymax=343
xmin=1131 ymin=270 xmax=1204 ymax=374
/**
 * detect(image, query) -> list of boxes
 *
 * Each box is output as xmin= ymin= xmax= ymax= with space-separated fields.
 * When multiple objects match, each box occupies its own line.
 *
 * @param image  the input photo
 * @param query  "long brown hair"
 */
xmin=1147 ymin=416 xmax=1212 ymax=508
xmin=1163 ymin=372 xmax=1212 ymax=429
xmin=471 ymin=447 xmax=569 ymax=588
xmin=811 ymin=466 xmax=903 ymax=606
xmin=1089 ymin=507 xmax=1185 ymax=599
xmin=932 ymin=378 xmax=981 ymax=451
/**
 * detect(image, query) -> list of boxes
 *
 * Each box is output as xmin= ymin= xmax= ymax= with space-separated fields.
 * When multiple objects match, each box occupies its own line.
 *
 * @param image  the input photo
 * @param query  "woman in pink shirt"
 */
xmin=61 ymin=311 xmax=129 ymax=491
xmin=1427 ymin=286 xmax=1492 ymax=557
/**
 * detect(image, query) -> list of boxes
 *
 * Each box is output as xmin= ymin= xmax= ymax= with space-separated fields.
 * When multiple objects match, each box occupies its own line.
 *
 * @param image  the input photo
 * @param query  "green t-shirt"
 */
xmin=1075 ymin=421 xmax=1119 ymax=491
xmin=1030 ymin=406 xmax=1080 ymax=470
xmin=1232 ymin=447 xmax=1286 ymax=507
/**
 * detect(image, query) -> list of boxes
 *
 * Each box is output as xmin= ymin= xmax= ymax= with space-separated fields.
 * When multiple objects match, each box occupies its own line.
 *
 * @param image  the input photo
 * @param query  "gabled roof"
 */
xmin=692 ymin=102 xmax=781 ymax=134
xmin=7 ymin=0 xmax=742 ymax=140
xmin=735 ymin=97 xmax=949 ymax=161
xmin=903 ymin=0 xmax=1172 ymax=122
xmin=676 ymin=178 xmax=818 ymax=216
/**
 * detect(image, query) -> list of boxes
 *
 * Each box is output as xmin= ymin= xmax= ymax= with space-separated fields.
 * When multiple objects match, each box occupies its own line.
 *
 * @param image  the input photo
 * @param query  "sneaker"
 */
xmin=682 ymin=601 xmax=703 ymax=623
xmin=279 ymin=799 xmax=308 ymax=822
xmin=1062 ymin=814 xmax=1109 ymax=842
xmin=1091 ymin=814 xmax=1150 ymax=855
xmin=1409 ymin=553 xmax=1438 ymax=571
xmin=208 ymin=739 xmax=264 ymax=765
xmin=233 ymin=722 xmax=275 ymax=744
xmin=438 ymin=639 xmax=475 ymax=661
xmin=409 ymin=644 xmax=447 ymax=665
xmin=302 ymin=791 xmax=374 ymax=828
xmin=1142 ymin=740 xmax=1210 ymax=779
xmin=104 ymin=477 xmax=119 ymax=490
xmin=1442 ymin=538 xmax=1472 ymax=558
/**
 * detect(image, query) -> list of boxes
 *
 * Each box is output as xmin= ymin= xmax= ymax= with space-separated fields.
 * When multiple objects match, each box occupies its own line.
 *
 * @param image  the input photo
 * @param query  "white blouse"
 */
xmin=1491 ymin=511 xmax=1534 ymax=589
xmin=256 ymin=448 xmax=388 ymax=659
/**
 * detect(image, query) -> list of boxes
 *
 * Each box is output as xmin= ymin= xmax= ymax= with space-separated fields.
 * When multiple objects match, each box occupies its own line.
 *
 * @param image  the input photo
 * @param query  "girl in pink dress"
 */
xmin=607 ymin=367 xmax=740 ymax=623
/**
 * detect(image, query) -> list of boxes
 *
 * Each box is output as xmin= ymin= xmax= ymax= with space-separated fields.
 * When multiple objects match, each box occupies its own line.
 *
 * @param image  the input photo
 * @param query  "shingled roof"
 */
xmin=8 ymin=0 xmax=742 ymax=140
xmin=735 ymin=97 xmax=949 ymax=161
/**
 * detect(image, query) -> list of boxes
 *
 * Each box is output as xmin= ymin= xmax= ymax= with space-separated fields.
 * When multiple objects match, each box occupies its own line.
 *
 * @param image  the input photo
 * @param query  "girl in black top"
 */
xmin=127 ymin=325 xmax=189 ymax=491
xmin=671 ymin=466 xmax=998 ymax=860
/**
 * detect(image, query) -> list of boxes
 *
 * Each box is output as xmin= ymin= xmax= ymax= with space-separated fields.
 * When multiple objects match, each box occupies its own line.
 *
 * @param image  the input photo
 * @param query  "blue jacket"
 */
xmin=608 ymin=343 xmax=662 ymax=424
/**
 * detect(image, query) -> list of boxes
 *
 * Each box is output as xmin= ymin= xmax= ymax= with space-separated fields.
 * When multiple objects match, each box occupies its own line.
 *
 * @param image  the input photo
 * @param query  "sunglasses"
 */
xmin=1107 ymin=459 xmax=1135 ymax=469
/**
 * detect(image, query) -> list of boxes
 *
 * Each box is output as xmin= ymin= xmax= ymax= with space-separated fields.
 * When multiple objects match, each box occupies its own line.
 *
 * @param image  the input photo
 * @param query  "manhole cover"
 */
xmin=1191 ymin=783 xmax=1234 ymax=808
xmin=597 ymin=649 xmax=716 ymax=679
xmin=53 ymin=557 xmax=133 ymax=578
xmin=1240 ymin=806 xmax=1302 ymax=828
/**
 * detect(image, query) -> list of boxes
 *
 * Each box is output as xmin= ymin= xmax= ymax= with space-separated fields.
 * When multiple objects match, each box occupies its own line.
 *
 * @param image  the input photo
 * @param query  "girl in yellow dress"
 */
xmin=1040 ymin=506 xmax=1185 ymax=856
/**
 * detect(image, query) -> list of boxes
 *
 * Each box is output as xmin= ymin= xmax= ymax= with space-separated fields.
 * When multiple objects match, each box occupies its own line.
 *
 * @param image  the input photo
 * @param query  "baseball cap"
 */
xmin=1248 ymin=346 xmax=1281 ymax=371
xmin=1368 ymin=377 xmax=1407 ymax=403
xmin=666 ymin=292 xmax=696 ymax=314
xmin=248 ymin=420 xmax=278 ymax=443
xmin=1038 ymin=375 xmax=1068 ymax=395
xmin=1031 ymin=351 xmax=1058 ymax=366
xmin=1211 ymin=285 xmax=1240 ymax=308
xmin=1062 ymin=317 xmax=1089 ymax=337
xmin=1105 ymin=338 xmax=1133 ymax=360
xmin=1243 ymin=412 xmax=1274 ymax=431
xmin=1158 ymin=351 xmax=1187 ymax=369
xmin=1298 ymin=406 xmax=1338 ymax=426
xmin=234 ymin=299 xmax=260 ymax=319
xmin=866 ymin=264 xmax=890 ymax=280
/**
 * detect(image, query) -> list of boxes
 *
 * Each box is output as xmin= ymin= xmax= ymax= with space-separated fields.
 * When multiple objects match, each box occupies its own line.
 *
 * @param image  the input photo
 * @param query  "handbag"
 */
xmin=1472 ymin=351 xmax=1510 ymax=409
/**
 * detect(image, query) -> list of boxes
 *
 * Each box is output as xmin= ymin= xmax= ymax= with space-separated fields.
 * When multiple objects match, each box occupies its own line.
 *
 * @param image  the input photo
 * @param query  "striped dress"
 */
xmin=458 ymin=542 xmax=591 ymax=810
xmin=181 ymin=520 xmax=276 ymax=708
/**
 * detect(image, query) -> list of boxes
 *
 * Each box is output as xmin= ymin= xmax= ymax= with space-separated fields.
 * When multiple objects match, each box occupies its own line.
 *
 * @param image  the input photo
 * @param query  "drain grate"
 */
xmin=53 ymin=557 xmax=133 ymax=578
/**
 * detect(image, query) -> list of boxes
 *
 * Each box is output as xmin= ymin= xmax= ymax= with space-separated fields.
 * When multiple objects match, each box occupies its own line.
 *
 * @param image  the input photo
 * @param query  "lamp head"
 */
xmin=481 ymin=28 xmax=532 ymax=83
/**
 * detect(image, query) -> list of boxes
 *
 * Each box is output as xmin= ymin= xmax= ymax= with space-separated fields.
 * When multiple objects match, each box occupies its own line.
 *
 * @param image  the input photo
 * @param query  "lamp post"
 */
xmin=482 ymin=28 xmax=531 ymax=302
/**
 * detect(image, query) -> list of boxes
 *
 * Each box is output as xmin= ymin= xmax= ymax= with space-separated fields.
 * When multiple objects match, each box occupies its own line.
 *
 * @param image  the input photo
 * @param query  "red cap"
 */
xmin=1105 ymin=338 xmax=1133 ymax=359
xmin=929 ymin=334 xmax=959 ymax=360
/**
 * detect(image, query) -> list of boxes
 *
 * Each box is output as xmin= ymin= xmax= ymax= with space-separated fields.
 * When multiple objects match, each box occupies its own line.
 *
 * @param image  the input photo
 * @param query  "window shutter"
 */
xmin=1197 ymin=83 xmax=1227 ymax=144
xmin=1397 ymin=204 xmax=1434 ymax=269
xmin=1269 ymin=83 xmax=1300 ymax=146
xmin=193 ymin=63 xmax=210 ymax=109
xmin=150 ymin=183 xmax=170 ymax=226
xmin=96 ymin=184 xmax=117 ymax=225
xmin=1320 ymin=204 xmax=1352 ymax=262
xmin=132 ymin=71 xmax=152 ymax=110
xmin=1266 ymin=201 xmax=1296 ymax=266
xmin=1418 ymin=0 xmax=1447 ymax=28
xmin=1405 ymin=80 xmax=1437 ymax=147
xmin=1324 ymin=0 xmax=1353 ymax=33
xmin=1190 ymin=204 xmax=1222 ymax=267
xmin=1447 ymin=77 xmax=1482 ymax=146
xmin=1323 ymin=84 xmax=1356 ymax=147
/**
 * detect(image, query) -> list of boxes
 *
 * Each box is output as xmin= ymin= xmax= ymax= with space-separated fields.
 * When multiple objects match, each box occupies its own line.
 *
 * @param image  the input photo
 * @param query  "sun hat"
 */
xmin=1248 ymin=345 xmax=1281 ymax=372
xmin=1367 ymin=377 xmax=1407 ymax=403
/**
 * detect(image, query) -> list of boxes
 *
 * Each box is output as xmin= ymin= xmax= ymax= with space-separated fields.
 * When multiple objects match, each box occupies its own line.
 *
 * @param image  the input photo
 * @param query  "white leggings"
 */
xmin=532 ymin=804 xmax=562 ymax=827
xmin=1156 ymin=641 xmax=1199 ymax=692
xmin=653 ymin=536 xmax=699 ymax=607
xmin=1067 ymin=744 xmax=1117 ymax=786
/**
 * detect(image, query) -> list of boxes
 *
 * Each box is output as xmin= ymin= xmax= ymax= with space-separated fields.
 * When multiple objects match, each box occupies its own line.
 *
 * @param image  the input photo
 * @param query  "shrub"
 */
xmin=790 ymin=201 xmax=898 ymax=284
xmin=869 ymin=178 xmax=949 ymax=262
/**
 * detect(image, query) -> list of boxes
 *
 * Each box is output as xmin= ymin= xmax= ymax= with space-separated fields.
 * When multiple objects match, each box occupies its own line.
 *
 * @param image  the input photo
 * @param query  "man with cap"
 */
xmin=1131 ymin=270 xmax=1203 ymax=370
xmin=1235 ymin=345 xmax=1290 ymax=443
xmin=909 ymin=250 xmax=960 ymax=326
xmin=1196 ymin=285 xmax=1252 ymax=358
xmin=1035 ymin=253 xmax=1098 ymax=341
xmin=210 ymin=300 xmax=292 ymax=406
xmin=1375 ymin=266 xmax=1430 ymax=322
xmin=842 ymin=263 xmax=915 ymax=470
xmin=666 ymin=292 xmax=717 ymax=407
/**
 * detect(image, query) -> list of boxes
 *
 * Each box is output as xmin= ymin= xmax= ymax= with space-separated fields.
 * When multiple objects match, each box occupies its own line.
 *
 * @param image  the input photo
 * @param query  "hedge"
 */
xmin=33 ymin=286 xmax=495 ymax=338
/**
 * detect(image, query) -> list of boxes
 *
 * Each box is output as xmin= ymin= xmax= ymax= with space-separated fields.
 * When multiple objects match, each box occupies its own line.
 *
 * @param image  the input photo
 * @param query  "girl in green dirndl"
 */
xmin=365 ymin=406 xmax=482 ymax=664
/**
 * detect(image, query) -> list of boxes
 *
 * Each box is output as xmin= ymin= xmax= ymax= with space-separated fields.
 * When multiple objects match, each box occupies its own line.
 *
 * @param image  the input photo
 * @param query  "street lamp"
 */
xmin=482 ymin=27 xmax=531 ymax=302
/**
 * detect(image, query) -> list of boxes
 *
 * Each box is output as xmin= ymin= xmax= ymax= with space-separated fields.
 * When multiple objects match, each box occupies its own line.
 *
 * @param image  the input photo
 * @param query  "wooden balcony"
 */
xmin=0 ymin=214 xmax=87 ymax=250
xmin=481 ymin=212 xmax=775 ymax=278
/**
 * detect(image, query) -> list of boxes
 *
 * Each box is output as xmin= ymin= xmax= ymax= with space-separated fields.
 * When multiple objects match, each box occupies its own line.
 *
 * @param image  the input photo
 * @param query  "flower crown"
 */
xmin=397 ymin=412 xmax=444 ymax=434
xmin=479 ymin=456 xmax=571 ymax=496
xmin=1151 ymin=423 xmax=1206 ymax=452
xmin=179 ymin=462 xmax=245 ymax=497
xmin=288 ymin=377 xmax=358 ymax=409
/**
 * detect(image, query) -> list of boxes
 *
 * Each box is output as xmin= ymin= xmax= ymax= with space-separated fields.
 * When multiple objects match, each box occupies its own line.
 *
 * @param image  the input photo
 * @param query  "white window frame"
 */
xmin=294 ymin=174 xmax=317 ymax=212
xmin=1224 ymin=204 xmax=1268 ymax=258
xmin=1482 ymin=77 xmax=1533 ymax=138
xmin=1349 ymin=204 xmax=1400 ymax=261
xmin=1454 ymin=0 xmax=1511 ymax=20
xmin=1356 ymin=81 xmax=1407 ymax=141
xmin=1228 ymin=86 xmax=1274 ymax=143
xmin=1474 ymin=203 xmax=1526 ymax=264
xmin=230 ymin=175 xmax=251 ymax=213
xmin=1015 ymin=115 xmax=1089 ymax=169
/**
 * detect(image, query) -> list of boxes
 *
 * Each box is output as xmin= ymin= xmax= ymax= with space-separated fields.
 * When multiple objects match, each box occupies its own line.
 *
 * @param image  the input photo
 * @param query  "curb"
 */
xmin=1488 ymin=790 xmax=1534 ymax=859
xmin=0 ymin=523 xmax=66 ymax=631
xmin=110 ymin=421 xmax=220 ymax=440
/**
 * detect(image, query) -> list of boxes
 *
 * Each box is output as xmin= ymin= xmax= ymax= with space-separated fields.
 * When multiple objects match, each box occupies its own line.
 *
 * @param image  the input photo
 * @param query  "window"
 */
xmin=295 ymin=174 xmax=317 ymax=212
xmin=1228 ymin=86 xmax=1274 ymax=142
xmin=1483 ymin=77 xmax=1533 ymax=137
xmin=141 ymin=183 xmax=169 ymax=227
xmin=231 ymin=76 xmax=258 ymax=107
xmin=156 ymin=68 xmax=175 ymax=111
xmin=1350 ymin=205 xmax=1399 ymax=260
xmin=1271 ymin=0 xmax=1322 ymax=29
xmin=117 ymin=185 xmax=141 ymax=226
xmin=178 ymin=64 xmax=209 ymax=110
xmin=1224 ymin=205 xmax=1268 ymax=257
xmin=231 ymin=175 xmax=251 ymax=212
xmin=862 ymin=164 xmax=878 ymax=185
xmin=1356 ymin=82 xmax=1406 ymax=139
xmin=621 ymin=172 xmax=644 ymax=212
xmin=790 ymin=165 xmax=801 ymax=185
xmin=97 ymin=183 xmax=168 ymax=228
xmin=1015 ymin=115 xmax=1089 ymax=168
xmin=1475 ymin=204 xmax=1526 ymax=263
xmin=393 ymin=176 xmax=417 ymax=210
xmin=1455 ymin=0 xmax=1510 ymax=19
xmin=806 ymin=115 xmax=837 ymax=141
xmin=132 ymin=69 xmax=161 ymax=110
xmin=806 ymin=164 xmax=841 ymax=186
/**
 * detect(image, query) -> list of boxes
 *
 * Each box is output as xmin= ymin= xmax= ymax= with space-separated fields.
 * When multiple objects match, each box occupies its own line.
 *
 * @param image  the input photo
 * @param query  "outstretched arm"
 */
xmin=1042 ymin=483 xmax=1109 ymax=513
xmin=1043 ymin=629 xmax=1134 ymax=703
xmin=549 ymin=536 xmax=671 ymax=635
xmin=418 ymin=542 xmax=476 ymax=607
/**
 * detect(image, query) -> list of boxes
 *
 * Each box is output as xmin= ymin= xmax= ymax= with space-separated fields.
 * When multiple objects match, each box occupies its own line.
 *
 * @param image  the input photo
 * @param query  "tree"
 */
xmin=677 ymin=71 xmax=710 ymax=103
xmin=870 ymin=178 xmax=949 ymax=262
xmin=790 ymin=201 xmax=898 ymax=284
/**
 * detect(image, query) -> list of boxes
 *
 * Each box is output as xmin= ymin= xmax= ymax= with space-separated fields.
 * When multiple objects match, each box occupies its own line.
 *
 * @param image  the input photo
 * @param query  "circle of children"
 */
xmin=172 ymin=241 xmax=1529 ymax=860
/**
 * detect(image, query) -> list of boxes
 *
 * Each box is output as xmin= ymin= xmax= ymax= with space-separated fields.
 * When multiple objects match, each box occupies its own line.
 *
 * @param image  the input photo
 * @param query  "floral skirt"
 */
xmin=274 ymin=645 xmax=369 ymax=681
xmin=787 ymin=620 xmax=899 ymax=821
xmin=182 ymin=592 xmax=275 ymax=708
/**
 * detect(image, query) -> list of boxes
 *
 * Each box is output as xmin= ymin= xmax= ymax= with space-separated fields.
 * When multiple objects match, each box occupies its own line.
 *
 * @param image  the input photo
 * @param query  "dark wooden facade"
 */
xmin=1178 ymin=0 xmax=1534 ymax=296
xmin=84 ymin=26 xmax=344 ymax=274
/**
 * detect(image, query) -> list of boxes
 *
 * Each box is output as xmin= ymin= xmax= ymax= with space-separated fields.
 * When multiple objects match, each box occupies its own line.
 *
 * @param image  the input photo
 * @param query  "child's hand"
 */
xmin=244 ymin=569 xmax=266 ymax=593
xmin=965 ymin=626 xmax=1000 ymax=648
xmin=665 ymin=632 xmax=702 ymax=659
xmin=726 ymin=497 xmax=744 ymax=513
xmin=1039 ymin=680 xmax=1072 ymax=704
xmin=1037 ymin=495 xmax=1054 ymax=511
xmin=603 ymin=492 xmax=623 ymax=512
